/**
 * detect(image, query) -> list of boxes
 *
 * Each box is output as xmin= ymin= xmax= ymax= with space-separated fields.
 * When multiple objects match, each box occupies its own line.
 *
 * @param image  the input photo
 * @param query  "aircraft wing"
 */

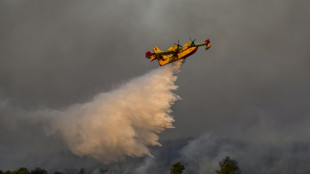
xmin=154 ymin=50 xmax=175 ymax=56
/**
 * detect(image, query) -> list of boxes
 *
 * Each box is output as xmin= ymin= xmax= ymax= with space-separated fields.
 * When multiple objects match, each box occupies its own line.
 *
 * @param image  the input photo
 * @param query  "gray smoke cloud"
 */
xmin=130 ymin=131 xmax=310 ymax=174
xmin=110 ymin=111 xmax=310 ymax=173
xmin=1 ymin=0 xmax=310 ymax=173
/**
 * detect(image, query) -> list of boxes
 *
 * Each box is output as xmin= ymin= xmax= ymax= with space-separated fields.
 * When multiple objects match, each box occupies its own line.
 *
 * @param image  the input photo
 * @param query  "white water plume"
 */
xmin=47 ymin=61 xmax=182 ymax=163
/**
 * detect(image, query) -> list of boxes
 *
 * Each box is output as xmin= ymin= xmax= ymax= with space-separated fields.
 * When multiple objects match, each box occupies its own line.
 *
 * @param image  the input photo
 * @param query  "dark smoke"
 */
xmin=1 ymin=0 xmax=310 ymax=173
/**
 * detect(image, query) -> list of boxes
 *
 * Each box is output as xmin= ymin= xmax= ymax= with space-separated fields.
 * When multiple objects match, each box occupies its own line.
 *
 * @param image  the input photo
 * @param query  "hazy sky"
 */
xmin=1 ymin=0 xmax=310 ymax=173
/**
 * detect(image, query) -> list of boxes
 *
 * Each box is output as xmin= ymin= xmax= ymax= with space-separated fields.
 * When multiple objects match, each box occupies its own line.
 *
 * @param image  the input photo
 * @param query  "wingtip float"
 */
xmin=145 ymin=39 xmax=211 ymax=66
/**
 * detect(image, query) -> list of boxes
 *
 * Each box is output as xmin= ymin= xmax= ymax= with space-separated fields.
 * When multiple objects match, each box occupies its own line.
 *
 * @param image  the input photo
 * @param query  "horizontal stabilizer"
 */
xmin=205 ymin=44 xmax=211 ymax=50
xmin=205 ymin=39 xmax=211 ymax=50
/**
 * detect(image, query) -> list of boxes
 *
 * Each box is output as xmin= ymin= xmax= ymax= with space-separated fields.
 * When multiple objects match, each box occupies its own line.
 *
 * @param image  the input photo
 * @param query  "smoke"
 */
xmin=115 ymin=129 xmax=310 ymax=174
xmin=43 ymin=61 xmax=182 ymax=164
xmin=2 ymin=0 xmax=310 ymax=172
xmin=115 ymin=109 xmax=310 ymax=174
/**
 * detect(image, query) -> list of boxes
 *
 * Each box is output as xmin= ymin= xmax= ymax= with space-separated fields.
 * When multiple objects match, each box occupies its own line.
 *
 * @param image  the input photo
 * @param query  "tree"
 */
xmin=216 ymin=156 xmax=241 ymax=174
xmin=170 ymin=162 xmax=185 ymax=174
xmin=30 ymin=168 xmax=47 ymax=174
xmin=3 ymin=170 xmax=12 ymax=174
xmin=53 ymin=172 xmax=64 ymax=174
xmin=13 ymin=168 xmax=30 ymax=174
xmin=78 ymin=168 xmax=85 ymax=174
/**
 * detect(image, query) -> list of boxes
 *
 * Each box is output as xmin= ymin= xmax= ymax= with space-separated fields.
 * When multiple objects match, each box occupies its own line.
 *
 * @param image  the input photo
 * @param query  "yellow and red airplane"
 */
xmin=145 ymin=39 xmax=211 ymax=66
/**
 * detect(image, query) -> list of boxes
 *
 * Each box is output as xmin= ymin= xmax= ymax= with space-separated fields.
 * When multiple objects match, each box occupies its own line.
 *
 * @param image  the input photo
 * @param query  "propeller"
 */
xmin=189 ymin=38 xmax=196 ymax=44
xmin=174 ymin=40 xmax=182 ymax=47
xmin=190 ymin=38 xmax=196 ymax=46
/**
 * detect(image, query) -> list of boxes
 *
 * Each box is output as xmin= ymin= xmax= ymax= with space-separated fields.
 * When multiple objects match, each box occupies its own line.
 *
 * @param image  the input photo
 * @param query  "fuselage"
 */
xmin=158 ymin=41 xmax=198 ymax=66
xmin=146 ymin=39 xmax=211 ymax=66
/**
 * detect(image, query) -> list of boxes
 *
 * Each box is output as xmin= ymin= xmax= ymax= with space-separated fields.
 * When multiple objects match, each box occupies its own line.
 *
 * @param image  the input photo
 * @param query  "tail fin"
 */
xmin=145 ymin=51 xmax=157 ymax=61
xmin=205 ymin=39 xmax=211 ymax=50
xmin=145 ymin=51 xmax=153 ymax=59
xmin=146 ymin=46 xmax=162 ymax=62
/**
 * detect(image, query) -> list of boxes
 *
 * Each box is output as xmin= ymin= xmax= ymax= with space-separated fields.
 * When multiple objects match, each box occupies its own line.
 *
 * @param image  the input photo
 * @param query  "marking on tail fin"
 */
xmin=145 ymin=51 xmax=153 ymax=58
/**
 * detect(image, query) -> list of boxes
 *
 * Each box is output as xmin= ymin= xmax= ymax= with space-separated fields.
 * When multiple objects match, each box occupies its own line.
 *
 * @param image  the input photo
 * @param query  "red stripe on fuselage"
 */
xmin=180 ymin=47 xmax=198 ymax=59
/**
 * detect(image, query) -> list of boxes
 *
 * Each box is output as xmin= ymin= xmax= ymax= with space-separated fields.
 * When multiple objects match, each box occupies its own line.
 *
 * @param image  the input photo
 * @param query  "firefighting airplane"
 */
xmin=145 ymin=39 xmax=211 ymax=66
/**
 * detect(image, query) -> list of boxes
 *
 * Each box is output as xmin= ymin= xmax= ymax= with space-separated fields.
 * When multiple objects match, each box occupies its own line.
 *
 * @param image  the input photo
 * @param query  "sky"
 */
xmin=1 ymin=0 xmax=310 ymax=173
